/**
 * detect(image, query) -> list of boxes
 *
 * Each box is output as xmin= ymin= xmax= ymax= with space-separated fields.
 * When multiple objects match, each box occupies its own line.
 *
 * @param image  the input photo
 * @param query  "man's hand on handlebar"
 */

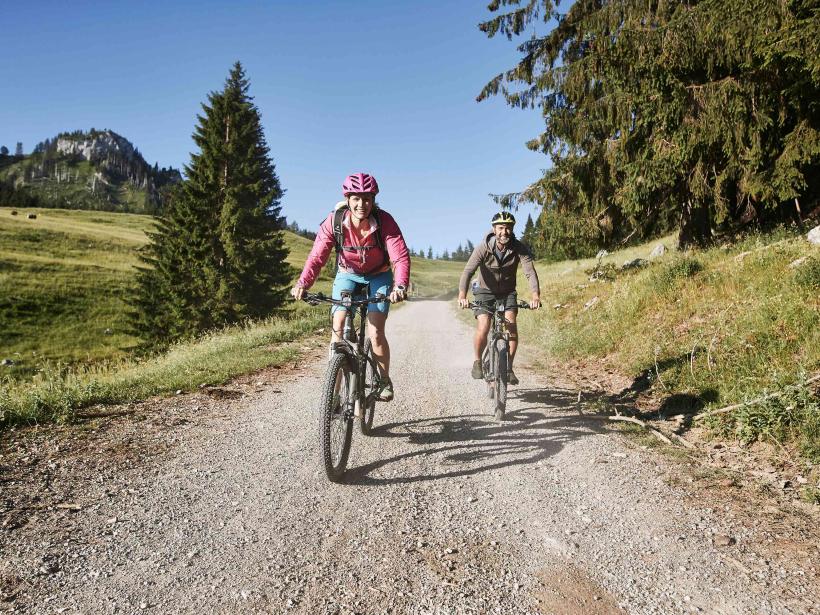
xmin=457 ymin=293 xmax=469 ymax=309
xmin=530 ymin=294 xmax=541 ymax=310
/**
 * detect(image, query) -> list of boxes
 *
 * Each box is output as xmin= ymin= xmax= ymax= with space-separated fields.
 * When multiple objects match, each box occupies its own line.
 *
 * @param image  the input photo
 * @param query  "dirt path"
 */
xmin=1 ymin=299 xmax=818 ymax=614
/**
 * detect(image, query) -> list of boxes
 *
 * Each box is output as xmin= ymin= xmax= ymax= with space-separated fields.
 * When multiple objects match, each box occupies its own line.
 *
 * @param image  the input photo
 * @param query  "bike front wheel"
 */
xmin=494 ymin=341 xmax=509 ymax=421
xmin=319 ymin=352 xmax=354 ymax=482
xmin=482 ymin=344 xmax=494 ymax=399
xmin=359 ymin=338 xmax=377 ymax=436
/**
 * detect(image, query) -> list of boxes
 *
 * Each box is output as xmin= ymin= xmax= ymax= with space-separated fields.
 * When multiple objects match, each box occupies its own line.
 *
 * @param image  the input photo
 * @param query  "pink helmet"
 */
xmin=342 ymin=172 xmax=379 ymax=196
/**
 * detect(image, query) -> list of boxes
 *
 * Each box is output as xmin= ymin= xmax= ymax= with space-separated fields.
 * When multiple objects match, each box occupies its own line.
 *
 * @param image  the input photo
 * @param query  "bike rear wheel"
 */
xmin=359 ymin=338 xmax=377 ymax=436
xmin=494 ymin=341 xmax=509 ymax=421
xmin=319 ymin=352 xmax=354 ymax=482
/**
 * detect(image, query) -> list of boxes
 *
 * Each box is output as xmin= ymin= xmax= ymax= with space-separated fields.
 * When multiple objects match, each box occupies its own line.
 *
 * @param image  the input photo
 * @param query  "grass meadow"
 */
xmin=0 ymin=207 xmax=154 ymax=379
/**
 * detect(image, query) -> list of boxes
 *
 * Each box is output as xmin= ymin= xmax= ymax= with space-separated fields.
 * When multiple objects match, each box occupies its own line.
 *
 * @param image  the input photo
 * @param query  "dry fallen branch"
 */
xmin=585 ymin=412 xmax=675 ymax=445
xmin=608 ymin=415 xmax=674 ymax=445
xmin=694 ymin=374 xmax=820 ymax=422
xmin=671 ymin=433 xmax=696 ymax=449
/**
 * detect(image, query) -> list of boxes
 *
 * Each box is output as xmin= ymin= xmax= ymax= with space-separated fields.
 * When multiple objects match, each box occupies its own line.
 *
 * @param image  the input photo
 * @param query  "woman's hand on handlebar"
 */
xmin=290 ymin=285 xmax=305 ymax=301
xmin=389 ymin=287 xmax=406 ymax=303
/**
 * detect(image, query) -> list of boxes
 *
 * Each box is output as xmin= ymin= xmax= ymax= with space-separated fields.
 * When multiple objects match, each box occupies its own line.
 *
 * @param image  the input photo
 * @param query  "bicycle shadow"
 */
xmin=343 ymin=385 xmax=605 ymax=486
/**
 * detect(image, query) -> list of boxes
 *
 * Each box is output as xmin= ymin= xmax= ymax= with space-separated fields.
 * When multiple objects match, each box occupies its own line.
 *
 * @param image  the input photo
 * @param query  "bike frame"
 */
xmin=472 ymin=300 xmax=514 ymax=383
xmin=306 ymin=289 xmax=383 ymax=416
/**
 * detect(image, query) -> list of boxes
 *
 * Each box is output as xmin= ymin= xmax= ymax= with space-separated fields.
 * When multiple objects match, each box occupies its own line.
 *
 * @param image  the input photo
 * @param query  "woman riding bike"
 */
xmin=290 ymin=173 xmax=410 ymax=401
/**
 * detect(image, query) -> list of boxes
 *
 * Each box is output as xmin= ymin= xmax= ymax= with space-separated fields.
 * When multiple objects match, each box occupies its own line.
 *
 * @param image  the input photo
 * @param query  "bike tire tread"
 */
xmin=319 ymin=352 xmax=354 ymax=482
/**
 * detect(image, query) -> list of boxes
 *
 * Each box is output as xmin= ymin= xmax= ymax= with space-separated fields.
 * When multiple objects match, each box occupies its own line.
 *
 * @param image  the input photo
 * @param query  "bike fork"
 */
xmin=347 ymin=371 xmax=359 ymax=419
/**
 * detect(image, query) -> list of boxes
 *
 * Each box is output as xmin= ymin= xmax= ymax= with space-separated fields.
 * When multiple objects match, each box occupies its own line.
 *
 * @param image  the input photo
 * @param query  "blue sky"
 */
xmin=1 ymin=0 xmax=550 ymax=255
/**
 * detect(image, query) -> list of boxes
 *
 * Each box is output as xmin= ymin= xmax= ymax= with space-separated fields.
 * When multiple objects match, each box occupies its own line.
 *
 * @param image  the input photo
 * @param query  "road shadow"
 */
xmin=597 ymin=361 xmax=719 ymax=432
xmin=343 ymin=385 xmax=607 ymax=486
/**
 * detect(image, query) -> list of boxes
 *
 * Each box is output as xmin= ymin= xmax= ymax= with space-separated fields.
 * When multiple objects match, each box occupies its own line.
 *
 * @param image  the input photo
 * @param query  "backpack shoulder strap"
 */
xmin=332 ymin=205 xmax=346 ymax=253
xmin=371 ymin=208 xmax=389 ymax=268
xmin=371 ymin=208 xmax=385 ymax=251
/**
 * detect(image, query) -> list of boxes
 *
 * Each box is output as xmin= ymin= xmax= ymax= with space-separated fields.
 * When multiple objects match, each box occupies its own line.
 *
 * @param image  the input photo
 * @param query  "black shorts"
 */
xmin=471 ymin=288 xmax=518 ymax=318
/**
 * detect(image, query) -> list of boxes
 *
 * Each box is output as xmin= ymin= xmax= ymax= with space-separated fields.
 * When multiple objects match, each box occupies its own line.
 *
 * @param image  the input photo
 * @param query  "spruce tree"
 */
xmin=522 ymin=214 xmax=535 ymax=249
xmin=132 ymin=62 xmax=289 ymax=343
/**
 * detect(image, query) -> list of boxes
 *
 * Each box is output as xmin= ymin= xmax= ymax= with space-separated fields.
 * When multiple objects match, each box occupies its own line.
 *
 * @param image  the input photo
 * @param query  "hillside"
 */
xmin=516 ymin=228 xmax=820 ymax=463
xmin=0 ymin=207 xmax=313 ymax=380
xmin=0 ymin=129 xmax=181 ymax=214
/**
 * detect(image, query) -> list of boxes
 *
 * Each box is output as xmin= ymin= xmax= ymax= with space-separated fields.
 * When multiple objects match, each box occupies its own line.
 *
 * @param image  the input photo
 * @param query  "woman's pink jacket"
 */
xmin=297 ymin=207 xmax=410 ymax=290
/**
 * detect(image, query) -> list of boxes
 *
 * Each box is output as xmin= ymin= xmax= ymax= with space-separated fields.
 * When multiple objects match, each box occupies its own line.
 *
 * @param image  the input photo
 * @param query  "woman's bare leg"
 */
xmin=367 ymin=311 xmax=390 ymax=378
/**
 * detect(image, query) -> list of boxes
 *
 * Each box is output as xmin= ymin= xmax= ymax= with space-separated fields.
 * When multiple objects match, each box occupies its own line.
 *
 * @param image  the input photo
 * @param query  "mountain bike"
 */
xmin=469 ymin=300 xmax=532 ymax=421
xmin=302 ymin=288 xmax=389 ymax=482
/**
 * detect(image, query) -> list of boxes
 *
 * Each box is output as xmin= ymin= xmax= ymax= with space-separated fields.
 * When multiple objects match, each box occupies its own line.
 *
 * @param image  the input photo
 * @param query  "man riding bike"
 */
xmin=457 ymin=211 xmax=541 ymax=385
xmin=291 ymin=172 xmax=410 ymax=401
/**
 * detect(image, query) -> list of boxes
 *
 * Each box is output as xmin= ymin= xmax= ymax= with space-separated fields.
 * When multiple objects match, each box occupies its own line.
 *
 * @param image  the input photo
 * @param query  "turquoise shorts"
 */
xmin=331 ymin=269 xmax=393 ymax=314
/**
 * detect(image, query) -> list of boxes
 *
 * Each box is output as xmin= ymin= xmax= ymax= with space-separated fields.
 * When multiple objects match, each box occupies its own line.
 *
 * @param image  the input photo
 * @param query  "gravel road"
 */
xmin=2 ymin=299 xmax=818 ymax=614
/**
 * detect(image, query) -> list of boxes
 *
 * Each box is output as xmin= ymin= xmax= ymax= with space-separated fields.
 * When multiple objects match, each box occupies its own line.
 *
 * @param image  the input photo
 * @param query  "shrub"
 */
xmin=793 ymin=256 xmax=820 ymax=292
xmin=649 ymin=257 xmax=703 ymax=292
xmin=715 ymin=383 xmax=820 ymax=462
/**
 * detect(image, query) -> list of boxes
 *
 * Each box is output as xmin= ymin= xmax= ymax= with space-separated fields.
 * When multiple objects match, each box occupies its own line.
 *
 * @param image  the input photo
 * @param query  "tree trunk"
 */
xmin=678 ymin=199 xmax=712 ymax=249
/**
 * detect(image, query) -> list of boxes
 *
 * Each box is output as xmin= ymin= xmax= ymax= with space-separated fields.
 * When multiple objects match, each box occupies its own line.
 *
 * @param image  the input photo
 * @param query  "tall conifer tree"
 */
xmin=522 ymin=213 xmax=535 ymax=248
xmin=132 ymin=62 xmax=289 ymax=343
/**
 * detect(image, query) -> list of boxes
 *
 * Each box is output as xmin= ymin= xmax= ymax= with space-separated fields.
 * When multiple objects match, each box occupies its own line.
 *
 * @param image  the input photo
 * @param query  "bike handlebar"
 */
xmin=301 ymin=292 xmax=393 ymax=307
xmin=466 ymin=300 xmax=535 ymax=310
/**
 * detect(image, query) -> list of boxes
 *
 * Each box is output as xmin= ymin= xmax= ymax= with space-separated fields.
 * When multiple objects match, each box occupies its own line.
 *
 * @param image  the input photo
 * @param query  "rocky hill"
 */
xmin=0 ymin=129 xmax=181 ymax=213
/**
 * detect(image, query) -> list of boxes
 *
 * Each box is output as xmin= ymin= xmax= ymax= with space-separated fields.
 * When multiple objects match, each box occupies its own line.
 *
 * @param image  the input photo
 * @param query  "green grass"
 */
xmin=516 ymin=229 xmax=820 ymax=458
xmin=0 ymin=310 xmax=328 ymax=425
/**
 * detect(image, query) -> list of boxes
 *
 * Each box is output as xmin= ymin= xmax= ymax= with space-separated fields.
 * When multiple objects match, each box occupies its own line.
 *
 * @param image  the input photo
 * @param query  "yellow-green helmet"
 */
xmin=491 ymin=211 xmax=516 ymax=226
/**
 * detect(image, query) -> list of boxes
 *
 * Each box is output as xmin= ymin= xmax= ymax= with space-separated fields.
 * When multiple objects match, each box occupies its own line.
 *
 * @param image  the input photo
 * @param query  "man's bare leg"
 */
xmin=474 ymin=314 xmax=491 ymax=360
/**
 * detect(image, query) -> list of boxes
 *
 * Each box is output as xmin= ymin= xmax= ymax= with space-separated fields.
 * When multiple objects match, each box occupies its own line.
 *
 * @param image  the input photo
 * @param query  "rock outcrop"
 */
xmin=56 ymin=130 xmax=139 ymax=165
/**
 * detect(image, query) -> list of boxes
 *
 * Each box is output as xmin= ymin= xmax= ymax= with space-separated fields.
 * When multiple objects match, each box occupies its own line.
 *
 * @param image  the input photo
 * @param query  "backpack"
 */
xmin=331 ymin=203 xmax=388 ymax=271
